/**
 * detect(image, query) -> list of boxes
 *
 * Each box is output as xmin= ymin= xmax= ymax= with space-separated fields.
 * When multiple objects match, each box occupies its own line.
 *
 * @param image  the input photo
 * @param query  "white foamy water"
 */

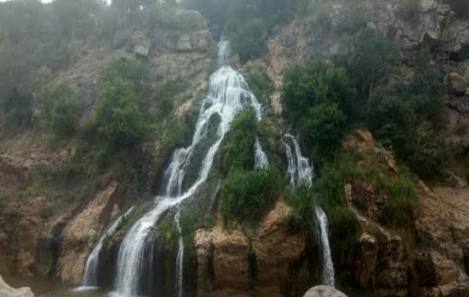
xmin=315 ymin=207 xmax=335 ymax=287
xmin=281 ymin=133 xmax=313 ymax=186
xmin=254 ymin=137 xmax=269 ymax=169
xmin=114 ymin=39 xmax=264 ymax=297
xmin=78 ymin=207 xmax=134 ymax=288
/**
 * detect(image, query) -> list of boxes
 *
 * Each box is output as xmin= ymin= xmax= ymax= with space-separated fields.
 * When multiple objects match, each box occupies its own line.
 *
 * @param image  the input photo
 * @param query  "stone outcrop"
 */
xmin=448 ymin=72 xmax=467 ymax=96
xmin=195 ymin=201 xmax=310 ymax=297
xmin=58 ymin=182 xmax=122 ymax=284
xmin=303 ymin=286 xmax=347 ymax=297
xmin=0 ymin=275 xmax=34 ymax=297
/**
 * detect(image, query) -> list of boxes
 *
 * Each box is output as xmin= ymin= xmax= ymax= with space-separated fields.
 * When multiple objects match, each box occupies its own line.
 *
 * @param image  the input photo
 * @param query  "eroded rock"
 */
xmin=0 ymin=275 xmax=34 ymax=297
xmin=303 ymin=286 xmax=347 ymax=297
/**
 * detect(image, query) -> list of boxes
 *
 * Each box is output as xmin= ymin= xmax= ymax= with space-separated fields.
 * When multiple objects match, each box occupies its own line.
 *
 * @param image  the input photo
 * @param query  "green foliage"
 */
xmin=282 ymin=61 xmax=358 ymax=127
xmin=220 ymin=168 xmax=282 ymax=225
xmin=284 ymin=183 xmax=316 ymax=233
xmin=334 ymin=0 xmax=368 ymax=34
xmin=99 ymin=57 xmax=150 ymax=92
xmin=222 ymin=107 xmax=257 ymax=173
xmin=244 ymin=65 xmax=275 ymax=104
xmin=381 ymin=174 xmax=419 ymax=227
xmin=456 ymin=119 xmax=469 ymax=136
xmin=299 ymin=0 xmax=332 ymax=27
xmin=146 ymin=4 xmax=205 ymax=33
xmin=95 ymin=80 xmax=146 ymax=150
xmin=327 ymin=206 xmax=361 ymax=251
xmin=37 ymin=80 xmax=82 ymax=137
xmin=1 ymin=88 xmax=33 ymax=130
xmin=397 ymin=0 xmax=421 ymax=18
xmin=368 ymin=87 xmax=445 ymax=178
xmin=305 ymin=103 xmax=347 ymax=160
xmin=349 ymin=28 xmax=399 ymax=98
xmin=227 ymin=18 xmax=269 ymax=62
xmin=50 ymin=93 xmax=82 ymax=138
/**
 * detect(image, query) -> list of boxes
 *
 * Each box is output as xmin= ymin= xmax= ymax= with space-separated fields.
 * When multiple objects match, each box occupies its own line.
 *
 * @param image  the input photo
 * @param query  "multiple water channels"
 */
xmin=281 ymin=133 xmax=335 ymax=287
xmin=74 ymin=37 xmax=335 ymax=297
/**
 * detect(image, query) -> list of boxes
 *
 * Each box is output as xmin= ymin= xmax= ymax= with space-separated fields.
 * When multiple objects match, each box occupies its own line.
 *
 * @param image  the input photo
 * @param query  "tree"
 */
xmin=349 ymin=29 xmax=399 ymax=99
xmin=305 ymin=103 xmax=347 ymax=159
xmin=50 ymin=94 xmax=82 ymax=138
xmin=95 ymin=80 xmax=146 ymax=150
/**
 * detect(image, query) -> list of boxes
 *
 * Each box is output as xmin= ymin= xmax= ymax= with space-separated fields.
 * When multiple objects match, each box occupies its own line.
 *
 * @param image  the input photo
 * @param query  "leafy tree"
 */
xmin=99 ymin=57 xmax=150 ymax=92
xmin=50 ymin=94 xmax=82 ymax=138
xmin=349 ymin=29 xmax=399 ymax=99
xmin=1 ymin=88 xmax=33 ymax=129
xmin=305 ymin=103 xmax=347 ymax=159
xmin=95 ymin=80 xmax=146 ymax=150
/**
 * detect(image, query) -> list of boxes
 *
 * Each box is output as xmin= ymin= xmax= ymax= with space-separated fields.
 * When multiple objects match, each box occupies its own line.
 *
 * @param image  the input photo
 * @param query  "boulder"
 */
xmin=0 ymin=275 xmax=34 ymax=297
xmin=448 ymin=73 xmax=467 ymax=96
xmin=303 ymin=286 xmax=347 ymax=297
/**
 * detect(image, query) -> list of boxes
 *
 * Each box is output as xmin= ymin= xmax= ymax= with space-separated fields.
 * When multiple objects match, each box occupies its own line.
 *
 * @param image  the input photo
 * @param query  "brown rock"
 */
xmin=448 ymin=73 xmax=467 ymax=96
xmin=195 ymin=201 xmax=308 ymax=297
xmin=58 ymin=183 xmax=121 ymax=284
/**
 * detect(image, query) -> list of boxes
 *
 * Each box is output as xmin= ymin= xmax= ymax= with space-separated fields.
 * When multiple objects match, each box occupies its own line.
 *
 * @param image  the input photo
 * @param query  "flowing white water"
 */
xmin=115 ymin=40 xmax=263 ymax=297
xmin=218 ymin=38 xmax=231 ymax=66
xmin=254 ymin=137 xmax=269 ymax=169
xmin=174 ymin=210 xmax=183 ymax=297
xmin=315 ymin=207 xmax=335 ymax=287
xmin=282 ymin=133 xmax=334 ymax=286
xmin=79 ymin=207 xmax=134 ymax=288
xmin=281 ymin=133 xmax=313 ymax=186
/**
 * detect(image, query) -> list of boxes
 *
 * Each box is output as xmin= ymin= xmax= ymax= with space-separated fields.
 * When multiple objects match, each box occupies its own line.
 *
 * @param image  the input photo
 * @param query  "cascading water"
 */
xmin=114 ymin=39 xmax=264 ymax=297
xmin=174 ymin=210 xmax=183 ymax=297
xmin=218 ymin=38 xmax=231 ymax=66
xmin=254 ymin=137 xmax=269 ymax=169
xmin=315 ymin=207 xmax=335 ymax=287
xmin=281 ymin=133 xmax=313 ymax=186
xmin=281 ymin=133 xmax=334 ymax=286
xmin=78 ymin=207 xmax=134 ymax=289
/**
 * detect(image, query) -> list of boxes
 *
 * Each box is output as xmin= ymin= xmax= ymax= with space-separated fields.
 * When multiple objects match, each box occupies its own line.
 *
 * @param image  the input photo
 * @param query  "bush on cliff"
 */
xmin=222 ymin=107 xmax=257 ymax=173
xmin=220 ymin=168 xmax=282 ymax=225
xmin=95 ymin=79 xmax=146 ymax=151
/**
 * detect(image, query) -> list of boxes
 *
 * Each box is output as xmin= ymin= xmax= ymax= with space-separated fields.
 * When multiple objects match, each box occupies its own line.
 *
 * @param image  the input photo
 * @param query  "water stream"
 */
xmin=114 ymin=39 xmax=265 ymax=297
xmin=78 ymin=207 xmax=134 ymax=289
xmin=254 ymin=137 xmax=269 ymax=169
xmin=282 ymin=133 xmax=334 ymax=287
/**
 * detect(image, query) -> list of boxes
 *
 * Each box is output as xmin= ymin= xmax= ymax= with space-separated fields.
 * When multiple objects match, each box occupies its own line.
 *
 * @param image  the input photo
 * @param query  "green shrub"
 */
xmin=146 ymin=4 xmax=205 ymax=33
xmin=95 ymin=80 xmax=146 ymax=150
xmin=222 ymin=107 xmax=257 ymax=172
xmin=220 ymin=168 xmax=282 ymax=225
xmin=305 ymin=103 xmax=347 ymax=160
xmin=334 ymin=0 xmax=368 ymax=34
xmin=327 ymin=206 xmax=361 ymax=251
xmin=281 ymin=61 xmax=358 ymax=127
xmin=397 ymin=0 xmax=421 ymax=18
xmin=227 ymin=18 xmax=269 ymax=63
xmin=99 ymin=57 xmax=150 ymax=92
xmin=381 ymin=174 xmax=419 ymax=227
xmin=50 ymin=93 xmax=82 ymax=138
xmin=1 ymin=88 xmax=33 ymax=130
xmin=244 ymin=65 xmax=274 ymax=104
xmin=456 ymin=119 xmax=469 ymax=136
xmin=284 ymin=182 xmax=316 ymax=233
xmin=349 ymin=29 xmax=399 ymax=98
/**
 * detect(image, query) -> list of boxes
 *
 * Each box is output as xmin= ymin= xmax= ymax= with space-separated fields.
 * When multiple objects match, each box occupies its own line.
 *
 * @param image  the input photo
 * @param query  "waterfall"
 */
xmin=218 ymin=38 xmax=231 ymax=66
xmin=79 ymin=207 xmax=134 ymax=288
xmin=175 ymin=210 xmax=183 ymax=297
xmin=315 ymin=207 xmax=335 ymax=287
xmin=114 ymin=39 xmax=262 ymax=297
xmin=281 ymin=133 xmax=313 ymax=186
xmin=282 ymin=134 xmax=335 ymax=286
xmin=254 ymin=137 xmax=269 ymax=169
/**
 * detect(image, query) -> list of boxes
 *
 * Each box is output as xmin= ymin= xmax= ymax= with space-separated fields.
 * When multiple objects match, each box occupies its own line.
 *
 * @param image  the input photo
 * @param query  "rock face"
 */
xmin=195 ymin=201 xmax=310 ymax=297
xmin=303 ymin=286 xmax=347 ymax=297
xmin=448 ymin=72 xmax=467 ymax=96
xmin=0 ymin=275 xmax=34 ymax=297
xmin=58 ymin=182 xmax=123 ymax=284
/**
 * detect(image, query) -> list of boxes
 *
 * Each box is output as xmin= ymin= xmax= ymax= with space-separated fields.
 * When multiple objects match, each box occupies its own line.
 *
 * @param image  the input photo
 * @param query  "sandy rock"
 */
xmin=58 ymin=183 xmax=120 ymax=284
xmin=195 ymin=201 xmax=308 ymax=297
xmin=0 ymin=275 xmax=34 ymax=297
xmin=303 ymin=286 xmax=347 ymax=297
xmin=448 ymin=73 xmax=467 ymax=96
